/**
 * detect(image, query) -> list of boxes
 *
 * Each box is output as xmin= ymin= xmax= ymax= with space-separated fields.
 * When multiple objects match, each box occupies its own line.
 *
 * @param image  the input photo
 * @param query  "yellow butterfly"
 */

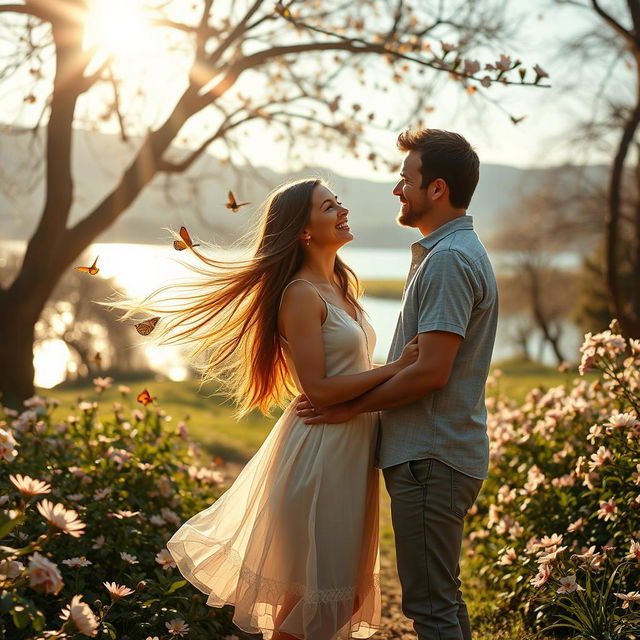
xmin=226 ymin=191 xmax=250 ymax=213
xmin=173 ymin=226 xmax=201 ymax=251
xmin=75 ymin=256 xmax=99 ymax=275
xmin=135 ymin=317 xmax=160 ymax=336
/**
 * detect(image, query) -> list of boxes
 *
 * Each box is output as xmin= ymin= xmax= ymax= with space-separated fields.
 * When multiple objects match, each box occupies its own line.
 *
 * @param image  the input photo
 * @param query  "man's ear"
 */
xmin=431 ymin=178 xmax=448 ymax=201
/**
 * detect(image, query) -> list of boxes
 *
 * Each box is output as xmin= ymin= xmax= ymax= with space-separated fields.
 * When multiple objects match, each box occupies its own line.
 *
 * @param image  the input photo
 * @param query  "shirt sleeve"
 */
xmin=416 ymin=249 xmax=477 ymax=338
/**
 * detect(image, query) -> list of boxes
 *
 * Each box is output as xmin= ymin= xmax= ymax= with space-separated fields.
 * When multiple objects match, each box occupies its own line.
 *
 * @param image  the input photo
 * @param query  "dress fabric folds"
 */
xmin=167 ymin=286 xmax=381 ymax=640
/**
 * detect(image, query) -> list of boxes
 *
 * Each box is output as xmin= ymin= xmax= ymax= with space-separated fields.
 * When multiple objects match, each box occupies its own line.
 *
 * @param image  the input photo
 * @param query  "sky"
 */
xmin=0 ymin=0 xmax=625 ymax=182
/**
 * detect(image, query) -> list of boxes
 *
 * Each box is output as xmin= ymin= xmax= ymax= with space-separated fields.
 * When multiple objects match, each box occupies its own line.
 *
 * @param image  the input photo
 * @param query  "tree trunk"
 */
xmin=0 ymin=291 xmax=42 ymax=410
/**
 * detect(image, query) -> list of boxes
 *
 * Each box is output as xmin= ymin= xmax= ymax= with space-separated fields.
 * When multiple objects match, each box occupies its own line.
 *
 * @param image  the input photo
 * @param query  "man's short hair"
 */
xmin=397 ymin=129 xmax=479 ymax=208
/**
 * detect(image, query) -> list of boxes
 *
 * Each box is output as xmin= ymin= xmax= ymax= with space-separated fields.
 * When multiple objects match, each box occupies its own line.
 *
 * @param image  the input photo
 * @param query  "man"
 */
xmin=297 ymin=128 xmax=498 ymax=640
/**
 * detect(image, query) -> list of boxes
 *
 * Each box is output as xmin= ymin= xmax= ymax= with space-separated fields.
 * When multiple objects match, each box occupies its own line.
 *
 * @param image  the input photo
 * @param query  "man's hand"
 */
xmin=295 ymin=395 xmax=357 ymax=425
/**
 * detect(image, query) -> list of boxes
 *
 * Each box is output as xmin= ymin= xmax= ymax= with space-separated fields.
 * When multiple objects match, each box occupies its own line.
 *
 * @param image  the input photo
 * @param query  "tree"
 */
xmin=490 ymin=186 xmax=583 ymax=365
xmin=553 ymin=0 xmax=640 ymax=338
xmin=0 ymin=0 xmax=547 ymax=406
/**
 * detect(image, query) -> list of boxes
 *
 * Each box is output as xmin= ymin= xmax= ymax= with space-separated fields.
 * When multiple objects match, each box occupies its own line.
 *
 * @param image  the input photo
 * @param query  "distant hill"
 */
xmin=0 ymin=125 xmax=605 ymax=249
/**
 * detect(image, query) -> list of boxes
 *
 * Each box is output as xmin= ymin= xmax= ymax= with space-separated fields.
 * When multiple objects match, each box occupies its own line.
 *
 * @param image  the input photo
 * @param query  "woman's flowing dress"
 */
xmin=167 ymin=281 xmax=381 ymax=639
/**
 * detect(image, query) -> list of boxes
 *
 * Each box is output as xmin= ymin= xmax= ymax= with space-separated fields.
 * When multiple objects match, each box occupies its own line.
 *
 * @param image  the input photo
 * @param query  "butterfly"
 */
xmin=92 ymin=352 xmax=102 ymax=368
xmin=75 ymin=256 xmax=99 ymax=275
xmin=173 ymin=226 xmax=200 ymax=251
xmin=213 ymin=455 xmax=226 ymax=467
xmin=135 ymin=317 xmax=160 ymax=336
xmin=136 ymin=389 xmax=154 ymax=406
xmin=226 ymin=191 xmax=250 ymax=213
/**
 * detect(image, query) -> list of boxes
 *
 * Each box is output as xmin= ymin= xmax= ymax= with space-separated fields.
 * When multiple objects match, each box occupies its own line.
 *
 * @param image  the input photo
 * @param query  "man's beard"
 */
xmin=397 ymin=203 xmax=424 ymax=228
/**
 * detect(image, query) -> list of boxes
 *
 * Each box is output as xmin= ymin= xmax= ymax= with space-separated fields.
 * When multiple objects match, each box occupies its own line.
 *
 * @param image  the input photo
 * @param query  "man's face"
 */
xmin=392 ymin=150 xmax=431 ymax=228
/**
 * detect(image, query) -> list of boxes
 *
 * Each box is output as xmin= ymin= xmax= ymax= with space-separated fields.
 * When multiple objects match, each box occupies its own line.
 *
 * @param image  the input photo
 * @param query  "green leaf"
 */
xmin=0 ymin=511 xmax=26 ymax=540
xmin=166 ymin=579 xmax=187 ymax=594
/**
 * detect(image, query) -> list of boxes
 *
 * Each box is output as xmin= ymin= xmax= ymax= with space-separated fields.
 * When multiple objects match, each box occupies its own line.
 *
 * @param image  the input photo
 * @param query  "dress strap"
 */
xmin=279 ymin=278 xmax=328 ymax=310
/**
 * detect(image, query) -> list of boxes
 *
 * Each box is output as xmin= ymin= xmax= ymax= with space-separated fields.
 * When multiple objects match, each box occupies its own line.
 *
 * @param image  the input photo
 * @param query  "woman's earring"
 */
xmin=305 ymin=237 xmax=311 ymax=246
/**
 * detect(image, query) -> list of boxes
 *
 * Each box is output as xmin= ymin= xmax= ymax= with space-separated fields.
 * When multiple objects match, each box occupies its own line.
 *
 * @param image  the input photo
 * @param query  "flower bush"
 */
xmin=468 ymin=320 xmax=640 ymax=639
xmin=0 ymin=382 xmax=238 ymax=639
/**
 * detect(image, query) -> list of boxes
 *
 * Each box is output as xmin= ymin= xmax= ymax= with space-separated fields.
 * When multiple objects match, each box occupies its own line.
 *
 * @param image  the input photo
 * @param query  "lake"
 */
xmin=0 ymin=241 xmax=583 ymax=387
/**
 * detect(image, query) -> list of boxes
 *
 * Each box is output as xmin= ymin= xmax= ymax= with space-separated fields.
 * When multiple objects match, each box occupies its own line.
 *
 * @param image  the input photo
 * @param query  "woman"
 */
xmin=122 ymin=179 xmax=417 ymax=639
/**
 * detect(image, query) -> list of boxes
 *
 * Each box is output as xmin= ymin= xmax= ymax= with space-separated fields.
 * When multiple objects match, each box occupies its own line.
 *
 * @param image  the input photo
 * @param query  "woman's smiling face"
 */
xmin=302 ymin=184 xmax=352 ymax=248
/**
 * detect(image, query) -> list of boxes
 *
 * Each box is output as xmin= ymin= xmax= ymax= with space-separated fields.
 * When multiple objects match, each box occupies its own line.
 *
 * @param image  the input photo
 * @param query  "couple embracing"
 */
xmin=164 ymin=128 xmax=499 ymax=640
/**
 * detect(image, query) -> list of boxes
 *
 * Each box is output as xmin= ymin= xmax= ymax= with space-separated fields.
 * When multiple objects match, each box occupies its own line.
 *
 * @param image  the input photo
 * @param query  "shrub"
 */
xmin=0 ymin=381 xmax=238 ymax=639
xmin=468 ymin=320 xmax=640 ymax=639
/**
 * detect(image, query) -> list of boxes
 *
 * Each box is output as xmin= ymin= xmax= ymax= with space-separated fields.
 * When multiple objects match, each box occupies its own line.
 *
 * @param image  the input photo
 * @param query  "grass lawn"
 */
xmin=37 ymin=357 xmax=571 ymax=638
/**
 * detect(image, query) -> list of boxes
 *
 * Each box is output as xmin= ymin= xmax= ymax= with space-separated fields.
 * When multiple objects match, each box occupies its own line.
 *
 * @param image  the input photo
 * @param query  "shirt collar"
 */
xmin=414 ymin=215 xmax=474 ymax=252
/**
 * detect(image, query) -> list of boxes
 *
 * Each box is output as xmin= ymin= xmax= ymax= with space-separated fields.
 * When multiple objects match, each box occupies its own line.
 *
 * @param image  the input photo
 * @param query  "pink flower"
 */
xmin=567 ymin=517 xmax=583 ymax=533
xmin=498 ymin=547 xmax=517 ymax=566
xmin=615 ymin=591 xmax=640 ymax=608
xmin=533 ymin=64 xmax=548 ymax=78
xmin=531 ymin=564 xmax=552 ymax=587
xmin=104 ymin=581 xmax=135 ymax=599
xmin=597 ymin=499 xmax=617 ymax=521
xmin=93 ymin=376 xmax=114 ymax=392
xmin=28 ymin=552 xmax=63 ymax=595
xmin=557 ymin=574 xmax=582 ymax=594
xmin=626 ymin=540 xmax=640 ymax=562
xmin=589 ymin=446 xmax=613 ymax=471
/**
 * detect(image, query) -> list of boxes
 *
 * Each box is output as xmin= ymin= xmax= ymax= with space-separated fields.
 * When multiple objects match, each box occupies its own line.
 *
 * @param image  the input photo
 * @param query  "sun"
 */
xmin=84 ymin=0 xmax=157 ymax=63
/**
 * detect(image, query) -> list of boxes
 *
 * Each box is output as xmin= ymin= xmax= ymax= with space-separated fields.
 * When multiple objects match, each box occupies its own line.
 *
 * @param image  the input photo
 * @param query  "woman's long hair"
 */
xmin=108 ymin=178 xmax=362 ymax=417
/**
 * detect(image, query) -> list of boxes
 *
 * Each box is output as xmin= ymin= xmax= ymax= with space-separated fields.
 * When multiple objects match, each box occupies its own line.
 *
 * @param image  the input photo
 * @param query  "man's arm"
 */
xmin=299 ymin=330 xmax=462 ymax=424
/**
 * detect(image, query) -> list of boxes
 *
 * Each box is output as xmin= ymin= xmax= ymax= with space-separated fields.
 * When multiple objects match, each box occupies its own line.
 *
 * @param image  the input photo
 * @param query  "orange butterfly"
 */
xmin=92 ymin=352 xmax=102 ymax=368
xmin=226 ymin=191 xmax=250 ymax=213
xmin=213 ymin=455 xmax=226 ymax=467
xmin=135 ymin=317 xmax=159 ymax=336
xmin=75 ymin=256 xmax=99 ymax=275
xmin=136 ymin=389 xmax=154 ymax=405
xmin=173 ymin=226 xmax=201 ymax=251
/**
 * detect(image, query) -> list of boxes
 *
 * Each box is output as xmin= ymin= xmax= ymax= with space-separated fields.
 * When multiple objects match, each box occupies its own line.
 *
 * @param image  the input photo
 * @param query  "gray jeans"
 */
xmin=383 ymin=458 xmax=483 ymax=640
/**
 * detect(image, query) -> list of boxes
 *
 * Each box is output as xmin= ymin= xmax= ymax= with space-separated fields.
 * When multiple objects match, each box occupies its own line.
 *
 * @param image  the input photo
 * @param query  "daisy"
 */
xmin=93 ymin=488 xmax=112 ymax=501
xmin=36 ymin=499 xmax=86 ymax=537
xmin=62 ymin=557 xmax=92 ymax=568
xmin=112 ymin=510 xmax=140 ymax=519
xmin=59 ymin=595 xmax=99 ymax=636
xmin=9 ymin=474 xmax=51 ymax=496
xmin=165 ymin=618 xmax=189 ymax=636
xmin=567 ymin=518 xmax=583 ymax=533
xmin=103 ymin=581 xmax=135 ymax=599
xmin=155 ymin=549 xmax=177 ymax=570
xmin=120 ymin=552 xmax=139 ymax=565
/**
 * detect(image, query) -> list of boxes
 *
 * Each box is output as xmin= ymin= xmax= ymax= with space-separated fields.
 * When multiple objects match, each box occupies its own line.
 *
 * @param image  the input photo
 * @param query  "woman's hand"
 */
xmin=393 ymin=335 xmax=419 ymax=372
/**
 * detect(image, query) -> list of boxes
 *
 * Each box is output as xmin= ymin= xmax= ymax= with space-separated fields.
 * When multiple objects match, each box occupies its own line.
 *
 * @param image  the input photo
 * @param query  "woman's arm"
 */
xmin=279 ymin=281 xmax=416 ymax=407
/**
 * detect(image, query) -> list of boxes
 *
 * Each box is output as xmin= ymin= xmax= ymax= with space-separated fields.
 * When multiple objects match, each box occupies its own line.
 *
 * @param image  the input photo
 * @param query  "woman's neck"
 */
xmin=299 ymin=248 xmax=338 ymax=283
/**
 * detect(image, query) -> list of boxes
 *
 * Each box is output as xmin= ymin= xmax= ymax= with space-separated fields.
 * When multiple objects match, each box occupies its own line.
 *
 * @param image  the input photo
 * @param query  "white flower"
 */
xmin=557 ymin=574 xmax=582 ymax=594
xmin=103 ymin=581 xmax=135 ymax=599
xmin=606 ymin=412 xmax=640 ymax=430
xmin=120 ymin=552 xmax=139 ymax=564
xmin=93 ymin=376 xmax=114 ymax=392
xmin=0 ymin=557 xmax=24 ymax=580
xmin=93 ymin=488 xmax=112 ymax=501
xmin=9 ymin=474 xmax=51 ymax=496
xmin=62 ymin=557 xmax=92 ymax=568
xmin=160 ymin=508 xmax=181 ymax=525
xmin=92 ymin=535 xmax=105 ymax=550
xmin=37 ymin=499 xmax=86 ymax=537
xmin=0 ymin=428 xmax=18 ymax=462
xmin=28 ymin=552 xmax=63 ymax=595
xmin=166 ymin=618 xmax=189 ymax=636
xmin=59 ymin=594 xmax=99 ymax=636
xmin=626 ymin=540 xmax=640 ymax=562
xmin=615 ymin=591 xmax=640 ymax=608
xmin=155 ymin=549 xmax=177 ymax=570
xmin=150 ymin=515 xmax=166 ymax=527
